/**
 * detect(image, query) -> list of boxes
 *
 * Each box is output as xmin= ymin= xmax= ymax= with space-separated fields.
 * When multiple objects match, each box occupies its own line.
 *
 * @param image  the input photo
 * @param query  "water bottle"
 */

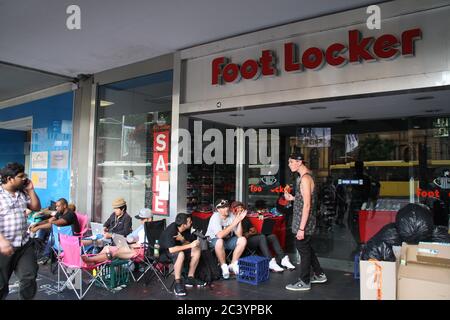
xmin=154 ymin=240 xmax=160 ymax=258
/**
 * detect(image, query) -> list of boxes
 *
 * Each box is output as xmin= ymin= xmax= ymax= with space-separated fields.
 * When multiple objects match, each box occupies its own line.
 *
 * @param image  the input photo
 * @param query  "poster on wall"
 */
xmin=152 ymin=127 xmax=170 ymax=216
xmin=50 ymin=150 xmax=69 ymax=169
xmin=31 ymin=151 xmax=48 ymax=169
xmin=345 ymin=134 xmax=359 ymax=153
xmin=31 ymin=171 xmax=47 ymax=189
xmin=296 ymin=128 xmax=331 ymax=147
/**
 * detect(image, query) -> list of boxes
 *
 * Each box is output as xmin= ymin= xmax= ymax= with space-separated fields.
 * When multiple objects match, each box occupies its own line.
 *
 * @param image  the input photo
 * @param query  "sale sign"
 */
xmin=152 ymin=129 xmax=170 ymax=215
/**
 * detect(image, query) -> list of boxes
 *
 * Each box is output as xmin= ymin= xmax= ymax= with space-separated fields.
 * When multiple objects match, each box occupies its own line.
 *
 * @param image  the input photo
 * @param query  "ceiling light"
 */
xmin=100 ymin=100 xmax=114 ymax=107
xmin=413 ymin=96 xmax=434 ymax=101
xmin=309 ymin=106 xmax=327 ymax=110
xmin=413 ymin=125 xmax=421 ymax=129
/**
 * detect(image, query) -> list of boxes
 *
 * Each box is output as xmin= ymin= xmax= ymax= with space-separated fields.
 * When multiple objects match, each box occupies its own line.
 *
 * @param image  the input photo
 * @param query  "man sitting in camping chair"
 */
xmin=81 ymin=208 xmax=153 ymax=265
xmin=159 ymin=213 xmax=206 ymax=296
xmin=30 ymin=198 xmax=81 ymax=265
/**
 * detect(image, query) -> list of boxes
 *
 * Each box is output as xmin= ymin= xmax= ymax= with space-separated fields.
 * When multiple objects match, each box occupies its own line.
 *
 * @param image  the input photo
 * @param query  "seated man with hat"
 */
xmin=82 ymin=208 xmax=153 ymax=265
xmin=103 ymin=197 xmax=133 ymax=240
xmin=205 ymin=199 xmax=247 ymax=279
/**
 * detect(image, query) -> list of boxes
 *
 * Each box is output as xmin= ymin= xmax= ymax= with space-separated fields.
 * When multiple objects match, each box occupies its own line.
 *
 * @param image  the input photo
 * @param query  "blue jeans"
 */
xmin=209 ymin=236 xmax=239 ymax=250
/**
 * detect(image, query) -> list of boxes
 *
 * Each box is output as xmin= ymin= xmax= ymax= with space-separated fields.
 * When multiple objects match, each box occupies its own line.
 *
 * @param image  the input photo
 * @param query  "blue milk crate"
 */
xmin=237 ymin=256 xmax=270 ymax=285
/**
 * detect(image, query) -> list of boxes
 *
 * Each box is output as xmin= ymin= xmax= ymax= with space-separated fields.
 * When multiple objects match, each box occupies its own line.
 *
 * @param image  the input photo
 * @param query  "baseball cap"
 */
xmin=135 ymin=208 xmax=153 ymax=219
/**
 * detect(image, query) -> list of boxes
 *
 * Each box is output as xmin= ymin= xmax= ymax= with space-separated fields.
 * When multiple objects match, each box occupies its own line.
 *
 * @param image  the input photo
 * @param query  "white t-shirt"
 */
xmin=205 ymin=211 xmax=237 ymax=240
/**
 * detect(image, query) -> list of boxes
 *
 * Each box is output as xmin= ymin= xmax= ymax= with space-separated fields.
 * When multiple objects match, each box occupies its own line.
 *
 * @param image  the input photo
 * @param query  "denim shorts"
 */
xmin=209 ymin=236 xmax=239 ymax=250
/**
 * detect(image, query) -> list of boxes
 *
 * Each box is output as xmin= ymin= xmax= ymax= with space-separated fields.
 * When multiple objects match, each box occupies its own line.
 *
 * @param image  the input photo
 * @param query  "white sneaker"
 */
xmin=269 ymin=258 xmax=284 ymax=272
xmin=229 ymin=262 xmax=239 ymax=275
xmin=281 ymin=255 xmax=296 ymax=270
xmin=221 ymin=264 xmax=230 ymax=279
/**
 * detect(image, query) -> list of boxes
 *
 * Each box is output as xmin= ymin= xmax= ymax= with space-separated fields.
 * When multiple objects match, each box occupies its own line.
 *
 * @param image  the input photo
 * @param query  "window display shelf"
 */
xmin=97 ymin=161 xmax=152 ymax=167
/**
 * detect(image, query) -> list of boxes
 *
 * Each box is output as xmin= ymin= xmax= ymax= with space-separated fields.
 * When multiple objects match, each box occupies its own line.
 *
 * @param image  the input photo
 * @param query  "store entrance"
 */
xmin=190 ymin=88 xmax=450 ymax=270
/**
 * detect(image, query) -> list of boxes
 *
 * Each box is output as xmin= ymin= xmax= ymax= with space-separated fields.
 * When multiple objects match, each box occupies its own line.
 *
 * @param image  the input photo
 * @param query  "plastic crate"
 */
xmin=237 ymin=256 xmax=270 ymax=285
xmin=96 ymin=259 xmax=130 ymax=290
xmin=354 ymin=253 xmax=360 ymax=280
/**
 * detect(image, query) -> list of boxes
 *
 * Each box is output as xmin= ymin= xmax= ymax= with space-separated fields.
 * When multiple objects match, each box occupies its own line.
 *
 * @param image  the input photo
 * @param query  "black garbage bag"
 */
xmin=361 ymin=241 xmax=396 ymax=262
xmin=369 ymin=223 xmax=402 ymax=246
xmin=431 ymin=225 xmax=450 ymax=243
xmin=395 ymin=203 xmax=433 ymax=244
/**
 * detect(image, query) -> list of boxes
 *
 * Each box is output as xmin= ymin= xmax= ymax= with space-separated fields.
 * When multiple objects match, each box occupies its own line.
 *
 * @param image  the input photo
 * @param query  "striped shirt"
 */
xmin=0 ymin=185 xmax=31 ymax=247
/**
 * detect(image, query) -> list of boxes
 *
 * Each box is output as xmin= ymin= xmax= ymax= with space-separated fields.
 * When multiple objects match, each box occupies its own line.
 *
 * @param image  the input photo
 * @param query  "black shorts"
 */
xmin=167 ymin=249 xmax=192 ymax=264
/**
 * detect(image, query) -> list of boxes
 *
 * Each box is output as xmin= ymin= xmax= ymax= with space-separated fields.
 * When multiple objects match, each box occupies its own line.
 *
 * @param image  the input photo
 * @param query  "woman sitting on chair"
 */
xmin=231 ymin=201 xmax=295 ymax=272
xmin=82 ymin=209 xmax=153 ymax=265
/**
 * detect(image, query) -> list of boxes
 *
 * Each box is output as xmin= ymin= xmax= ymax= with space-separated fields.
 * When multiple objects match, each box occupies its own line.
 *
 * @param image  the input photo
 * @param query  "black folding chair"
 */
xmin=143 ymin=220 xmax=174 ymax=293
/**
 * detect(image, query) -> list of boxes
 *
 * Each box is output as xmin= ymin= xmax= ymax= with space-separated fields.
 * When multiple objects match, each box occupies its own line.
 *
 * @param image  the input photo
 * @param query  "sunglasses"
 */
xmin=216 ymin=200 xmax=229 ymax=208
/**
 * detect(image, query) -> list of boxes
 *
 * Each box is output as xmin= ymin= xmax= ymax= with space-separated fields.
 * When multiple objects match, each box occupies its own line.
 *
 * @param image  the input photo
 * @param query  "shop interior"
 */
xmin=187 ymin=88 xmax=450 ymax=267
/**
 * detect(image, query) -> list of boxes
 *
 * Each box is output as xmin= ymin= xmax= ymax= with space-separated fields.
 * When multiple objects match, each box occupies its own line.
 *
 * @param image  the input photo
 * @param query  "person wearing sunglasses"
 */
xmin=205 ymin=199 xmax=247 ymax=279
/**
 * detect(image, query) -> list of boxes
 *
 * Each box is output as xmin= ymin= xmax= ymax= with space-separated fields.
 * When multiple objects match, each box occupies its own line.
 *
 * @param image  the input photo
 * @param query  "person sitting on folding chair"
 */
xmin=231 ymin=201 xmax=295 ymax=272
xmin=30 ymin=198 xmax=80 ymax=265
xmin=80 ymin=209 xmax=153 ymax=265
xmin=103 ymin=197 xmax=133 ymax=240
xmin=205 ymin=199 xmax=247 ymax=280
xmin=159 ymin=213 xmax=206 ymax=296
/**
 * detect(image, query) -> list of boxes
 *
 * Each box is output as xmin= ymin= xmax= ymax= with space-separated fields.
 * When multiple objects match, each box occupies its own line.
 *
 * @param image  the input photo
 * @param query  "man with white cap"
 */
xmin=126 ymin=208 xmax=153 ymax=244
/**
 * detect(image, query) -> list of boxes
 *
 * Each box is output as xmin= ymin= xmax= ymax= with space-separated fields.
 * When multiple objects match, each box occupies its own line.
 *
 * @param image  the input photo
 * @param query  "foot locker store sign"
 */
xmin=180 ymin=2 xmax=450 ymax=112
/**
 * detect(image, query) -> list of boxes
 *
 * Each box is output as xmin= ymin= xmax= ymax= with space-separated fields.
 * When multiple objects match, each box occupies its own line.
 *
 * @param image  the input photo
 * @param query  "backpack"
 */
xmin=195 ymin=249 xmax=222 ymax=284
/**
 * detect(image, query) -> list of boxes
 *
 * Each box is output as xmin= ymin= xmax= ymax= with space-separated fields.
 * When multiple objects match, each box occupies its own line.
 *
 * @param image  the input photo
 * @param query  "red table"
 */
xmin=247 ymin=215 xmax=286 ymax=249
xmin=359 ymin=210 xmax=397 ymax=243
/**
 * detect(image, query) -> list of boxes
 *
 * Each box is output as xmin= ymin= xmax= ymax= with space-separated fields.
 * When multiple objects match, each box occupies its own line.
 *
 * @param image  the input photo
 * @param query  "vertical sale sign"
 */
xmin=152 ymin=126 xmax=170 ymax=215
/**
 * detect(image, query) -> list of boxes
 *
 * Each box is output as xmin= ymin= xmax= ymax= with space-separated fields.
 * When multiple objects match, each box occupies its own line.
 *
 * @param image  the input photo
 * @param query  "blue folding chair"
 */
xmin=49 ymin=225 xmax=73 ymax=273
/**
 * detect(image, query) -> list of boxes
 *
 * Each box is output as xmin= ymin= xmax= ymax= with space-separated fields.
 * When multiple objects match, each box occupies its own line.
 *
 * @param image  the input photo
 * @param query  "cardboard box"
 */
xmin=360 ymin=260 xmax=398 ymax=300
xmin=397 ymin=243 xmax=450 ymax=300
xmin=416 ymin=242 xmax=450 ymax=268
xmin=360 ymin=246 xmax=401 ymax=300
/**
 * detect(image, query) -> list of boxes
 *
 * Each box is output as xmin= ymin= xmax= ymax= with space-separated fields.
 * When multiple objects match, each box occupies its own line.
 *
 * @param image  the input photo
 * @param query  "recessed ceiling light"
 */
xmin=413 ymin=96 xmax=434 ymax=101
xmin=336 ymin=116 xmax=351 ymax=119
xmin=413 ymin=125 xmax=421 ymax=129
xmin=229 ymin=113 xmax=244 ymax=117
xmin=309 ymin=106 xmax=327 ymax=110
xmin=424 ymin=108 xmax=443 ymax=113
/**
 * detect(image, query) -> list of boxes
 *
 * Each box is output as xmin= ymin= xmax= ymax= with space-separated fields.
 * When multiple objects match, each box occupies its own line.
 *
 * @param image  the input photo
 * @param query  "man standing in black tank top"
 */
xmin=284 ymin=152 xmax=327 ymax=291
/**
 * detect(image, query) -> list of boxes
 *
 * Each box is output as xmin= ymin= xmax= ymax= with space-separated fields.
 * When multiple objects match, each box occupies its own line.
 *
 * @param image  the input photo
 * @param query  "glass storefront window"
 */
xmin=239 ymin=115 xmax=449 ymax=263
xmin=94 ymin=71 xmax=172 ymax=228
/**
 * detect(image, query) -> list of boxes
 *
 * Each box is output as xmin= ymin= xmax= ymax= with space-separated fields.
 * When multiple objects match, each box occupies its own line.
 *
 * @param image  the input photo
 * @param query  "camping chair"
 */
xmin=75 ymin=212 xmax=89 ymax=237
xmin=48 ymin=225 xmax=73 ymax=273
xmin=141 ymin=220 xmax=174 ymax=293
xmin=57 ymin=233 xmax=110 ymax=299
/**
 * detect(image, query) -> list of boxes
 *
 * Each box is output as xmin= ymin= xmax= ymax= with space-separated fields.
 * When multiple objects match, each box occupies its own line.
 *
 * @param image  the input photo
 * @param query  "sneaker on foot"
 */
xmin=269 ymin=258 xmax=284 ymax=272
xmin=185 ymin=277 xmax=207 ymax=288
xmin=311 ymin=273 xmax=328 ymax=284
xmin=229 ymin=262 xmax=239 ymax=275
xmin=221 ymin=264 xmax=230 ymax=279
xmin=285 ymin=280 xmax=311 ymax=291
xmin=174 ymin=282 xmax=187 ymax=296
xmin=281 ymin=255 xmax=296 ymax=270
